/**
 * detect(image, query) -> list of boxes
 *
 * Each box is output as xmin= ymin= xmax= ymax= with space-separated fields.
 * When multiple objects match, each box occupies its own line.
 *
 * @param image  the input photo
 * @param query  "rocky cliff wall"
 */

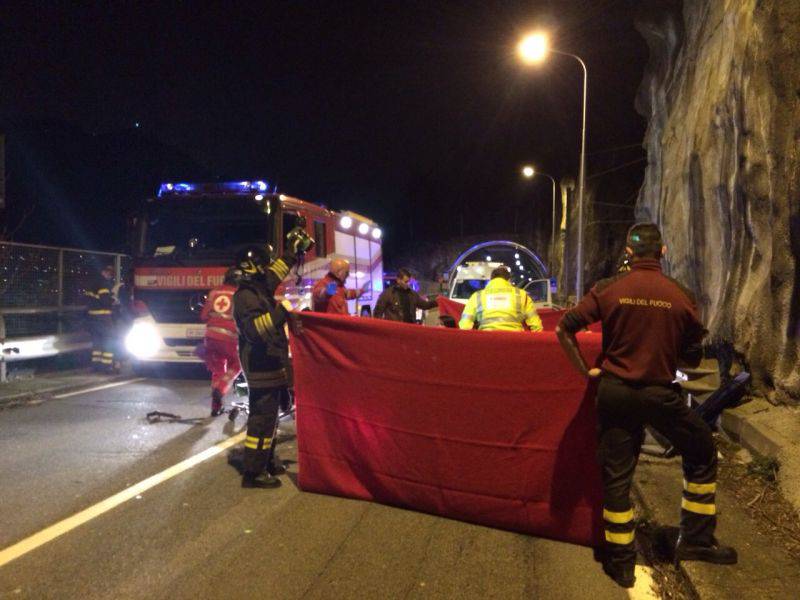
xmin=636 ymin=0 xmax=800 ymax=404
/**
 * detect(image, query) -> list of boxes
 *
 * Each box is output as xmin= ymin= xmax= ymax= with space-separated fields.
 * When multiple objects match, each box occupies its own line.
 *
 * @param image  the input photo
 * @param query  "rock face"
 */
xmin=636 ymin=0 xmax=800 ymax=404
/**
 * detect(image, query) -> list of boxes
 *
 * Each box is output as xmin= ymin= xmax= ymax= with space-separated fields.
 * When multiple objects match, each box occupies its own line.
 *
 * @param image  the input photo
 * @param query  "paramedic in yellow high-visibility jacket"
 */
xmin=458 ymin=266 xmax=543 ymax=332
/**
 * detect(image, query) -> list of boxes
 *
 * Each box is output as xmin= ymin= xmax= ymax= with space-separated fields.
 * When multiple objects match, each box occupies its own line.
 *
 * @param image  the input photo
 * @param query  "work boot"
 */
xmin=674 ymin=536 xmax=738 ymax=565
xmin=210 ymin=389 xmax=224 ymax=417
xmin=601 ymin=561 xmax=635 ymax=589
xmin=267 ymin=458 xmax=288 ymax=476
xmin=241 ymin=472 xmax=282 ymax=489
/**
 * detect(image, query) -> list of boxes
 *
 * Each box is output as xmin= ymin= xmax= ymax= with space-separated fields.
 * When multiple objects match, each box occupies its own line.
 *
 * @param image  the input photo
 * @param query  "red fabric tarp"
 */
xmin=291 ymin=312 xmax=604 ymax=547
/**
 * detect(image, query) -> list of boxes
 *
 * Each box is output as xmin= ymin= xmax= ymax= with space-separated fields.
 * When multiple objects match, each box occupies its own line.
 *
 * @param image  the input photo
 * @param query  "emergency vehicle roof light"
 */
xmin=157 ymin=180 xmax=273 ymax=197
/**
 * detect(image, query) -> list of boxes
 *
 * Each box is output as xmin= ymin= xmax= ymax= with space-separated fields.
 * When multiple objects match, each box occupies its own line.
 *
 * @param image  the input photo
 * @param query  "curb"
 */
xmin=0 ymin=374 xmax=131 ymax=409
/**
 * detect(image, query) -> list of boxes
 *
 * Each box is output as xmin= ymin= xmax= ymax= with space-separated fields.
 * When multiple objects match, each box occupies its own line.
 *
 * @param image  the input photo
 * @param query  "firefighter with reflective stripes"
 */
xmin=555 ymin=223 xmax=736 ymax=589
xmin=234 ymin=230 xmax=314 ymax=488
xmin=458 ymin=266 xmax=543 ymax=332
xmin=200 ymin=268 xmax=242 ymax=416
xmin=85 ymin=265 xmax=116 ymax=372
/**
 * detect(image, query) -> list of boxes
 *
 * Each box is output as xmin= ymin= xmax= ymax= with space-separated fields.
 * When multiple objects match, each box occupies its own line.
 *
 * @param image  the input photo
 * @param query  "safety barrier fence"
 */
xmin=0 ymin=241 xmax=129 ymax=381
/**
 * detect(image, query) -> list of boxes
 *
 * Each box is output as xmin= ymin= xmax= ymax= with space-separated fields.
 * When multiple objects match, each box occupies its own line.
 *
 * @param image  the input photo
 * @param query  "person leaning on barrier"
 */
xmin=458 ymin=266 xmax=543 ymax=332
xmin=555 ymin=222 xmax=737 ymax=589
xmin=374 ymin=268 xmax=437 ymax=323
xmin=234 ymin=231 xmax=314 ymax=489
xmin=85 ymin=264 xmax=116 ymax=372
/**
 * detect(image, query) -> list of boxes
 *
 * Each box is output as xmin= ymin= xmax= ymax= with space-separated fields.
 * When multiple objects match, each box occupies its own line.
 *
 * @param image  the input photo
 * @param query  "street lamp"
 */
xmin=518 ymin=31 xmax=588 ymax=298
xmin=521 ymin=165 xmax=557 ymax=274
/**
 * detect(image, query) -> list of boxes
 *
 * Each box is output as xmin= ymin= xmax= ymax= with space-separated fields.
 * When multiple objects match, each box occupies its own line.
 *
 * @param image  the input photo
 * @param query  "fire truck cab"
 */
xmin=125 ymin=181 xmax=383 ymax=365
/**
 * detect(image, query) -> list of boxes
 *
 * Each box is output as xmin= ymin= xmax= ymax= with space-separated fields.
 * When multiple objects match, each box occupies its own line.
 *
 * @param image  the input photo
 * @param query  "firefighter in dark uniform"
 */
xmin=85 ymin=264 xmax=116 ymax=372
xmin=234 ymin=229 xmax=314 ymax=488
xmin=556 ymin=223 xmax=737 ymax=588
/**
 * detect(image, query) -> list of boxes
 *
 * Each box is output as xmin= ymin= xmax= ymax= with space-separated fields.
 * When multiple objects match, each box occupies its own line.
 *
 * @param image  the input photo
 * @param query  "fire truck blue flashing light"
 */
xmin=157 ymin=180 xmax=272 ymax=197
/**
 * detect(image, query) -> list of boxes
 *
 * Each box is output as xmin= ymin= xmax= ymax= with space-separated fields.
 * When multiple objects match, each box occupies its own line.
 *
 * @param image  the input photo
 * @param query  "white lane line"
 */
xmin=628 ymin=564 xmax=660 ymax=599
xmin=0 ymin=431 xmax=246 ymax=569
xmin=52 ymin=378 xmax=145 ymax=398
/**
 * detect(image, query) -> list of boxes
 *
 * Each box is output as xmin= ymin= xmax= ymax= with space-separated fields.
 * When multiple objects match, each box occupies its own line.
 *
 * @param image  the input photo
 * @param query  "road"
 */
xmin=0 ymin=374 xmax=658 ymax=599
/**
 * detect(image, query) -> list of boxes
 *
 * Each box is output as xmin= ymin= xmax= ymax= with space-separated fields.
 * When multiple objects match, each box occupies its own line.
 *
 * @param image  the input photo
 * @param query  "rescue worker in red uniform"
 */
xmin=556 ymin=223 xmax=737 ymax=588
xmin=234 ymin=229 xmax=314 ymax=488
xmin=85 ymin=265 xmax=116 ymax=372
xmin=200 ymin=268 xmax=242 ymax=417
xmin=312 ymin=258 xmax=369 ymax=314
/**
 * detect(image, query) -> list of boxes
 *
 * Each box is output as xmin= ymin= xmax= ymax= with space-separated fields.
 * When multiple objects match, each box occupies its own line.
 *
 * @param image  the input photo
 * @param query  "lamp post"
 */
xmin=521 ymin=165 xmax=557 ymax=274
xmin=518 ymin=32 xmax=588 ymax=298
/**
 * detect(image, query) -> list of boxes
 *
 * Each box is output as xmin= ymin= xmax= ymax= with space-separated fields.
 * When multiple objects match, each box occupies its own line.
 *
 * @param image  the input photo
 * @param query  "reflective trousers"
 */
xmin=597 ymin=374 xmax=717 ymax=568
xmin=202 ymin=337 xmax=241 ymax=396
xmin=88 ymin=315 xmax=115 ymax=371
xmin=242 ymin=385 xmax=285 ymax=476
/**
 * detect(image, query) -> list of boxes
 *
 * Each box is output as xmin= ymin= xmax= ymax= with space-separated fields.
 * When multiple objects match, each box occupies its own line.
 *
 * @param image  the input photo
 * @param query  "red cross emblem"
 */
xmin=213 ymin=295 xmax=231 ymax=314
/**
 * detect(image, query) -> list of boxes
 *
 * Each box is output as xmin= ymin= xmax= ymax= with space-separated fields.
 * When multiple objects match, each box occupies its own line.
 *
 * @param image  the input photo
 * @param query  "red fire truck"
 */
xmin=125 ymin=181 xmax=383 ymax=365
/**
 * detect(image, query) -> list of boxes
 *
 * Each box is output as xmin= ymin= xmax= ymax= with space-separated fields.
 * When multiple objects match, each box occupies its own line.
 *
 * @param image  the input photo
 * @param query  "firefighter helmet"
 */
xmin=236 ymin=245 xmax=272 ymax=277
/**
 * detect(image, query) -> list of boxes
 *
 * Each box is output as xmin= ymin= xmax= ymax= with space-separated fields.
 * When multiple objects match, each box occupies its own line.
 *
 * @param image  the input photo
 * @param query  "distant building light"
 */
xmin=254 ymin=194 xmax=264 ymax=201
xmin=340 ymin=216 xmax=353 ymax=229
xmin=514 ymin=253 xmax=520 ymax=259
xmin=358 ymin=223 xmax=369 ymax=235
xmin=485 ymin=255 xmax=492 ymax=261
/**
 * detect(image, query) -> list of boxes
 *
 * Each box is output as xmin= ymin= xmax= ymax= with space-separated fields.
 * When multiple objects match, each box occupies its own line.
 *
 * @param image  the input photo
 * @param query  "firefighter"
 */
xmin=85 ymin=264 xmax=116 ymax=372
xmin=311 ymin=258 xmax=369 ymax=314
xmin=458 ymin=266 xmax=543 ymax=332
xmin=374 ymin=268 xmax=437 ymax=323
xmin=200 ymin=267 xmax=242 ymax=416
xmin=234 ymin=229 xmax=314 ymax=488
xmin=555 ymin=223 xmax=737 ymax=588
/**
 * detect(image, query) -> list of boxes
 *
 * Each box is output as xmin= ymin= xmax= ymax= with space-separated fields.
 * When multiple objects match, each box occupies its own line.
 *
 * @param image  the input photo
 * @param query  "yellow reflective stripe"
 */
xmin=603 ymin=508 xmax=634 ymax=524
xmin=258 ymin=313 xmax=275 ymax=334
xmin=102 ymin=352 xmax=114 ymax=357
xmin=605 ymin=530 xmax=635 ymax=545
xmin=88 ymin=310 xmax=112 ymax=315
xmin=97 ymin=289 xmax=111 ymax=295
xmin=99 ymin=358 xmax=113 ymax=364
xmin=684 ymin=480 xmax=716 ymax=495
xmin=92 ymin=351 xmax=101 ymax=355
xmin=253 ymin=317 xmax=267 ymax=337
xmin=682 ymin=498 xmax=716 ymax=515
xmin=268 ymin=259 xmax=289 ymax=279
xmin=244 ymin=436 xmax=271 ymax=449
xmin=85 ymin=292 xmax=99 ymax=299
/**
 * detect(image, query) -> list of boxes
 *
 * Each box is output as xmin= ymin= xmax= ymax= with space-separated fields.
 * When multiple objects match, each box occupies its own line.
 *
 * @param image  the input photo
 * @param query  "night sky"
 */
xmin=1 ymin=1 xmax=649 ymax=261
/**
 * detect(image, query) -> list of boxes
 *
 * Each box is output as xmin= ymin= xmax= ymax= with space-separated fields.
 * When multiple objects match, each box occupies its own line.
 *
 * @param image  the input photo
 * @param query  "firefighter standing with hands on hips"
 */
xmin=200 ymin=267 xmax=242 ymax=417
xmin=234 ymin=226 xmax=314 ymax=489
xmin=312 ymin=258 xmax=369 ymax=314
xmin=555 ymin=223 xmax=736 ymax=589
xmin=458 ymin=266 xmax=543 ymax=332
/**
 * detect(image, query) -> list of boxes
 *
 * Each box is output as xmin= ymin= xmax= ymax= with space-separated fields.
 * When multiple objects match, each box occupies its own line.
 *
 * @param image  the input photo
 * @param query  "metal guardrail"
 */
xmin=0 ymin=241 xmax=129 ymax=381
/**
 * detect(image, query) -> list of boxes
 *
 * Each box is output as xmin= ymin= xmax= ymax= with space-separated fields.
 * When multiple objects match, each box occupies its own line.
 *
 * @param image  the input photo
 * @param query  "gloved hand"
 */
xmin=286 ymin=227 xmax=315 ymax=255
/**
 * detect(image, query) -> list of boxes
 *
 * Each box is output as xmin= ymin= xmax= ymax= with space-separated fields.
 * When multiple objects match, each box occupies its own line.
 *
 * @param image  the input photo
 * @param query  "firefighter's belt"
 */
xmin=247 ymin=368 xmax=288 ymax=388
xmin=88 ymin=310 xmax=112 ymax=316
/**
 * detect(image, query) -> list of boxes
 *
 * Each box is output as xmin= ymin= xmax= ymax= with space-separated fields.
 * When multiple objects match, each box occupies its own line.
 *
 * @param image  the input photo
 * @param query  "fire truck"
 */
xmin=124 ymin=181 xmax=383 ymax=365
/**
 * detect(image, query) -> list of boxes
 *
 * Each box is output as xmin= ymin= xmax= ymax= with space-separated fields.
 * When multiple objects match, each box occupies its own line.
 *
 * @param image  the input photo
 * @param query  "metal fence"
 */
xmin=0 ymin=241 xmax=129 ymax=377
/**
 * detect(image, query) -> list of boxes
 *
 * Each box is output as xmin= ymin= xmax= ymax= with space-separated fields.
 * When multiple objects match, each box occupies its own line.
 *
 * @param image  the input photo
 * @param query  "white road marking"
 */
xmin=628 ymin=564 xmax=660 ymax=599
xmin=52 ymin=378 xmax=145 ymax=398
xmin=0 ymin=431 xmax=246 ymax=568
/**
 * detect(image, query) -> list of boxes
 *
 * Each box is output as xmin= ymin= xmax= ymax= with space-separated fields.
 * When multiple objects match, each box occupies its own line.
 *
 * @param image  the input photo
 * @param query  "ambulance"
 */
xmin=125 ymin=181 xmax=383 ymax=365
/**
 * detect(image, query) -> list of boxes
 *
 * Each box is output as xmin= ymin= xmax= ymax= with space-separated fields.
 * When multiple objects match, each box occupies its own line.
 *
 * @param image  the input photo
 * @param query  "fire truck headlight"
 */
xmin=125 ymin=321 xmax=162 ymax=359
xmin=340 ymin=216 xmax=352 ymax=229
xmin=371 ymin=227 xmax=382 ymax=239
xmin=358 ymin=223 xmax=369 ymax=235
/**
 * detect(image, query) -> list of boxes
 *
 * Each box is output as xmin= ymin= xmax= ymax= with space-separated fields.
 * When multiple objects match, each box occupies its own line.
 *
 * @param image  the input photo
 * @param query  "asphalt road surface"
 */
xmin=0 ymin=374 xmax=659 ymax=599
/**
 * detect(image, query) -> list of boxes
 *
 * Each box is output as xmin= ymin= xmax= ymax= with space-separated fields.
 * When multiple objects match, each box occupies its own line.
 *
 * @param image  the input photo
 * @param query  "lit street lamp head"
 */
xmin=522 ymin=165 xmax=535 ymax=178
xmin=518 ymin=32 xmax=549 ymax=64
